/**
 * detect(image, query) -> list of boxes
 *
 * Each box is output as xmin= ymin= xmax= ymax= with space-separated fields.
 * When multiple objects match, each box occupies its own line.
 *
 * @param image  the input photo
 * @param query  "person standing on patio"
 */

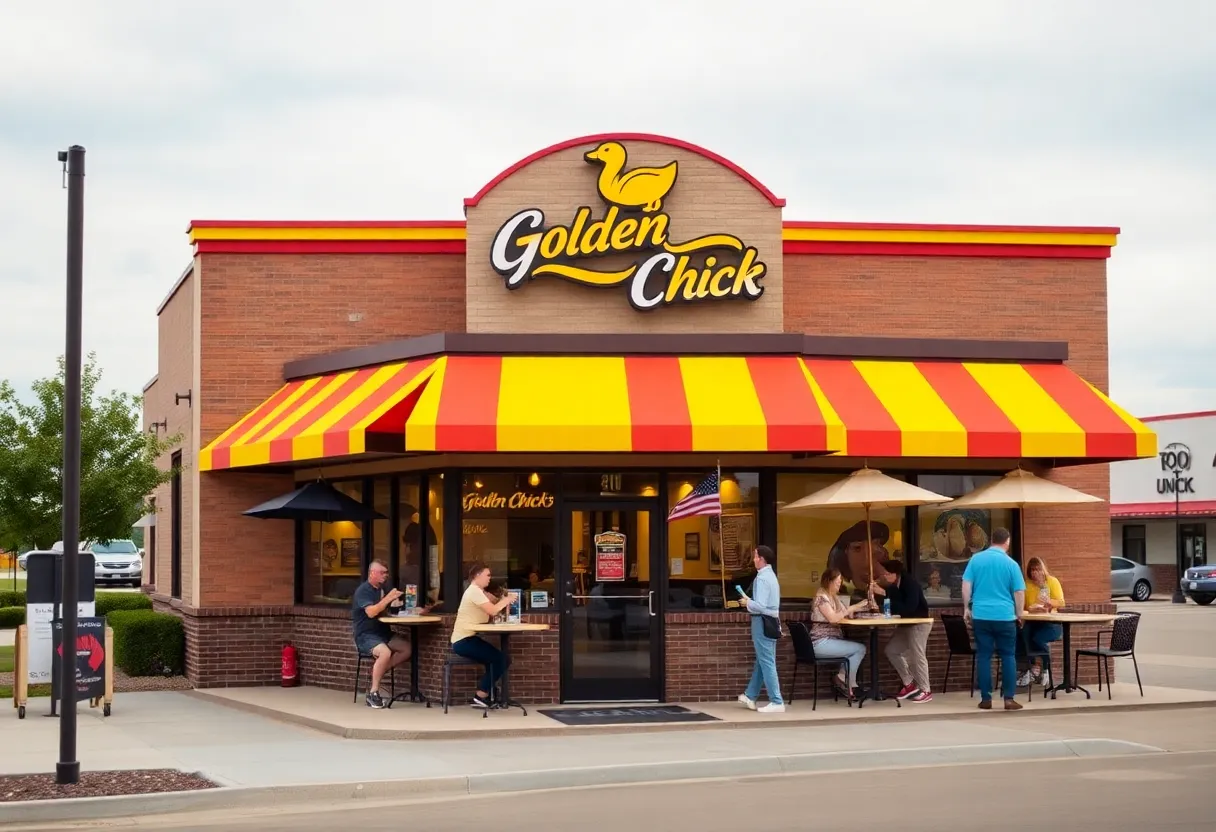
xmin=737 ymin=545 xmax=785 ymax=713
xmin=351 ymin=560 xmax=410 ymax=709
xmin=961 ymin=528 xmax=1025 ymax=711
xmin=870 ymin=560 xmax=933 ymax=703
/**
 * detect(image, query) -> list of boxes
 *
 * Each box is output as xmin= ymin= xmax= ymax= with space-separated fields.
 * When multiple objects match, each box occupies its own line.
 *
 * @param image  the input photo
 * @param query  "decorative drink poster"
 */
xmin=594 ymin=530 xmax=627 ymax=582
xmin=51 ymin=616 xmax=106 ymax=702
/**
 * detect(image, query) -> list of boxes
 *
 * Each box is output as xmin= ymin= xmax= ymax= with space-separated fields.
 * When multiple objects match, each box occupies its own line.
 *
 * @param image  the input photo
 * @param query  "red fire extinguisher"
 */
xmin=281 ymin=643 xmax=298 ymax=687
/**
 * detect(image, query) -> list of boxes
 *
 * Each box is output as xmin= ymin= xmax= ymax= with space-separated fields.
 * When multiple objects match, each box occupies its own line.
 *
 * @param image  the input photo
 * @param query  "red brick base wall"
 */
xmin=151 ymin=596 xmax=1116 ymax=702
xmin=1150 ymin=565 xmax=1178 ymax=595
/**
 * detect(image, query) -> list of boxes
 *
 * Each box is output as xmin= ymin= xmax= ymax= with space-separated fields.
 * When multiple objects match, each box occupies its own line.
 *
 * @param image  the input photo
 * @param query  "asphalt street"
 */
xmin=1116 ymin=599 xmax=1216 ymax=691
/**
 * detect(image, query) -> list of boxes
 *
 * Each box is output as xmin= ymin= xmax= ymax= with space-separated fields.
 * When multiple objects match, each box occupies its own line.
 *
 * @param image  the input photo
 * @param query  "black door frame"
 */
xmin=558 ymin=497 xmax=665 ymax=702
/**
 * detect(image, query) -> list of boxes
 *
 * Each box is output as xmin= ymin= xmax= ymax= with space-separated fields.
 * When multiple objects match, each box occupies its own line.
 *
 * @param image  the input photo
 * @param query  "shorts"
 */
xmin=355 ymin=633 xmax=388 ymax=656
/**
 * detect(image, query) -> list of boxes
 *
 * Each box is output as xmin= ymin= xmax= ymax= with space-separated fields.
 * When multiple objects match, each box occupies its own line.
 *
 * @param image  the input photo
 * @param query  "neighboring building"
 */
xmin=142 ymin=132 xmax=1154 ymax=701
xmin=1111 ymin=411 xmax=1214 ymax=591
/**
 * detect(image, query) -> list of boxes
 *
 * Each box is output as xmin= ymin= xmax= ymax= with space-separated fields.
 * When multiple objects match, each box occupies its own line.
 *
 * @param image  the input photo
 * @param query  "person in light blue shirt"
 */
xmin=962 ymin=528 xmax=1026 ymax=710
xmin=738 ymin=545 xmax=784 ymax=713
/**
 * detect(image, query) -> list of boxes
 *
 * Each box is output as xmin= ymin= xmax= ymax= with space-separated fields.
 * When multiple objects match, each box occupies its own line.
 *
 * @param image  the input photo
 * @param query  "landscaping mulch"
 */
xmin=0 ymin=668 xmax=193 ymax=695
xmin=0 ymin=769 xmax=218 ymax=802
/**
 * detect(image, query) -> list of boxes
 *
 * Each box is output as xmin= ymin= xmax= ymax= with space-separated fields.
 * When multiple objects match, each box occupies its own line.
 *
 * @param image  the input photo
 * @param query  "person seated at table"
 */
xmin=351 ymin=560 xmax=417 ymax=710
xmin=811 ymin=568 xmax=871 ymax=701
xmin=870 ymin=560 xmax=933 ymax=703
xmin=451 ymin=562 xmax=518 ymax=709
xmin=1018 ymin=557 xmax=1064 ymax=688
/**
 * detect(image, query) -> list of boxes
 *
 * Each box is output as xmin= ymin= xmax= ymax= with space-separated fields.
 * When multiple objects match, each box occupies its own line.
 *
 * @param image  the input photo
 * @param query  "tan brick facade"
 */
xmin=144 ymin=135 xmax=1124 ymax=700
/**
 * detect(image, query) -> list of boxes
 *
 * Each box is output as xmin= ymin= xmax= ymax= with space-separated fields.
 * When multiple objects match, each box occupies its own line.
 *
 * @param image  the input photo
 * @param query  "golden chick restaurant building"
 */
xmin=142 ymin=133 xmax=1155 ymax=703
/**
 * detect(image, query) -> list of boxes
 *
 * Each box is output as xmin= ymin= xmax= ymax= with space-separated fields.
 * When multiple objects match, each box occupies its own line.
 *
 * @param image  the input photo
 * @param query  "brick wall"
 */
xmin=1151 ymin=565 xmax=1178 ymax=593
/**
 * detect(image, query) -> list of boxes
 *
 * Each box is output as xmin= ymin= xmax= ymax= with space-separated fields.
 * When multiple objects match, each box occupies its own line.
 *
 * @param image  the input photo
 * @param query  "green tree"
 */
xmin=0 ymin=354 xmax=179 ymax=551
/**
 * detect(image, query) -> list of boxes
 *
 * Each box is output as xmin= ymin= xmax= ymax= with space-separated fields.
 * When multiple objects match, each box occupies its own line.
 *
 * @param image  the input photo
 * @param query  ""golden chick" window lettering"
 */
xmin=489 ymin=141 xmax=767 ymax=311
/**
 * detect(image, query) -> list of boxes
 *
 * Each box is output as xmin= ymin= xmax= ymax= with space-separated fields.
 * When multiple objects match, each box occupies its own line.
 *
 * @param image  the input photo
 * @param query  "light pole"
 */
xmin=1171 ymin=470 xmax=1186 ymax=604
xmin=56 ymin=145 xmax=85 ymax=784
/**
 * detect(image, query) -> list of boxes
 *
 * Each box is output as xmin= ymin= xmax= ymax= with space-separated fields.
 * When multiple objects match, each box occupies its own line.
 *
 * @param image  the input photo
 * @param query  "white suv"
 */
xmin=52 ymin=540 xmax=143 ymax=588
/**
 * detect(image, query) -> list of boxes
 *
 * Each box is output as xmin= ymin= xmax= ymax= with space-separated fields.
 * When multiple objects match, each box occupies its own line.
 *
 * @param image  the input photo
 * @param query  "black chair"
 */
xmin=940 ymin=614 xmax=976 ymax=697
xmin=1075 ymin=611 xmax=1143 ymax=700
xmin=442 ymin=651 xmax=484 ymax=714
xmin=352 ymin=651 xmax=397 ymax=703
xmin=788 ymin=621 xmax=850 ymax=710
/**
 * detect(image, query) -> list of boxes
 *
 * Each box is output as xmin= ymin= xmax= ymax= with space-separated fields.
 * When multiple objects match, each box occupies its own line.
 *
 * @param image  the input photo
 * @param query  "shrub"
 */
xmin=0 ymin=606 xmax=24 ymax=628
xmin=95 ymin=592 xmax=153 ymax=617
xmin=0 ymin=590 xmax=25 ymax=608
xmin=109 ymin=610 xmax=184 ymax=677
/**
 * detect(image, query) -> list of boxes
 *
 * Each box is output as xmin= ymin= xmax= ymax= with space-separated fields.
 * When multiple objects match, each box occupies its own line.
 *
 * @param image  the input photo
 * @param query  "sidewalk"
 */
xmin=0 ymin=689 xmax=1201 ymax=824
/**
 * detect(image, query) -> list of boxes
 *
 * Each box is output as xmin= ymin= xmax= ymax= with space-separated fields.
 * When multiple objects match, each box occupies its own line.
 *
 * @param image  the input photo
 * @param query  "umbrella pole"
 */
xmin=716 ymin=461 xmax=728 ymax=609
xmin=865 ymin=504 xmax=874 ymax=591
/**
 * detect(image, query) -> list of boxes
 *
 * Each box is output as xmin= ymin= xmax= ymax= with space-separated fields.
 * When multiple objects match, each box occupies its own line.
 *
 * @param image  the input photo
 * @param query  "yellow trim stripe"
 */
xmin=404 ymin=357 xmax=448 ymax=452
xmin=854 ymin=361 xmax=968 ymax=456
xmin=496 ymin=357 xmax=633 ymax=451
xmin=189 ymin=226 xmax=467 ymax=242
xmin=781 ymin=228 xmax=1117 ymax=246
xmin=679 ymin=357 xmax=769 ymax=451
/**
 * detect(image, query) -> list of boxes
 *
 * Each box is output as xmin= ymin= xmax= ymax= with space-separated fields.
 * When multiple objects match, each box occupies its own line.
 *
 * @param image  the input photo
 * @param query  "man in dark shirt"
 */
xmin=352 ymin=560 xmax=409 ymax=709
xmin=870 ymin=559 xmax=933 ymax=703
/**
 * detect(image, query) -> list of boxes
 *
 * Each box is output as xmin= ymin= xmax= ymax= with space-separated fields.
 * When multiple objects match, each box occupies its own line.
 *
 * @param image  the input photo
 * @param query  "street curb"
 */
xmin=0 ymin=738 xmax=1162 ymax=825
xmin=185 ymin=689 xmax=1216 ymax=741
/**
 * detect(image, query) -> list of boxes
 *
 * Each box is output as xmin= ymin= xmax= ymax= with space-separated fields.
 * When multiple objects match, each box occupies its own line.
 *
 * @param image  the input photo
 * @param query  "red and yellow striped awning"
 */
xmin=199 ymin=359 xmax=436 ymax=471
xmin=199 ymin=354 xmax=1155 ymax=471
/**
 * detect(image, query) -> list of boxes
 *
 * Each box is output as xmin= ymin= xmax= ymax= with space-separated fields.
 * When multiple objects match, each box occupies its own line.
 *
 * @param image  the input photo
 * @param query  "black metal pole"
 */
xmin=1172 ymin=472 xmax=1186 ymax=604
xmin=56 ymin=145 xmax=85 ymax=785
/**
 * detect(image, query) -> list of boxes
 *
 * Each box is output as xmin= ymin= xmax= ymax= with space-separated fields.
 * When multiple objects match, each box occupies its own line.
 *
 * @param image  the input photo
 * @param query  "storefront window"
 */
xmin=916 ymin=474 xmax=1012 ymax=607
xmin=666 ymin=471 xmax=759 ymax=610
xmin=562 ymin=472 xmax=660 ymax=498
xmin=303 ymin=480 xmax=364 ymax=606
xmin=399 ymin=475 xmax=444 ymax=608
xmin=776 ymin=473 xmax=908 ymax=604
xmin=461 ymin=472 xmax=555 ymax=606
xmin=372 ymin=477 xmax=391 ymax=579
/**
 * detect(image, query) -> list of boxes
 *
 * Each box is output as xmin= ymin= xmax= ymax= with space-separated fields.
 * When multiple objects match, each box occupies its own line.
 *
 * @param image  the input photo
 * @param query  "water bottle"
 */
xmin=883 ymin=598 xmax=891 ymax=618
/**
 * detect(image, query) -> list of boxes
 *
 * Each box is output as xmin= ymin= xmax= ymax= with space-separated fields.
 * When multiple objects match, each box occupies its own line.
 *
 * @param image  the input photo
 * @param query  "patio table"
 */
xmin=1021 ymin=612 xmax=1116 ymax=699
xmin=469 ymin=622 xmax=551 ymax=716
xmin=839 ymin=616 xmax=935 ymax=708
xmin=379 ymin=614 xmax=443 ymax=707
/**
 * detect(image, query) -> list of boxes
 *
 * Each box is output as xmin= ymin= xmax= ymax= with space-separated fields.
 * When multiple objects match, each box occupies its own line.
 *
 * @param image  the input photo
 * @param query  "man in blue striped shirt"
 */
xmin=738 ymin=545 xmax=784 ymax=713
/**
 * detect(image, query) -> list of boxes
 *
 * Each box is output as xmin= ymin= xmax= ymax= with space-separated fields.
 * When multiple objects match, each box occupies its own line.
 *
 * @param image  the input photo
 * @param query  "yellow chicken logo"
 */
xmin=583 ymin=141 xmax=678 ymax=213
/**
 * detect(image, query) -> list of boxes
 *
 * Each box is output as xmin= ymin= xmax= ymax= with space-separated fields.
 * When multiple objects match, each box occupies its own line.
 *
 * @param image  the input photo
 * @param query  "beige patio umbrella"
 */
xmin=780 ymin=468 xmax=951 ymax=586
xmin=943 ymin=468 xmax=1103 ymax=561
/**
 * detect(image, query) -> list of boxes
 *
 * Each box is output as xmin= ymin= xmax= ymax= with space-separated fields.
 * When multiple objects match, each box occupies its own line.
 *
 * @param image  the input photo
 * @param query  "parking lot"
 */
xmin=1116 ymin=598 xmax=1216 ymax=691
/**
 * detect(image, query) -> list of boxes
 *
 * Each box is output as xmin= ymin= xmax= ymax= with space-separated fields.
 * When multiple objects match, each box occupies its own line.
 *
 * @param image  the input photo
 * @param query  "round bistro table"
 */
xmin=378 ymin=614 xmax=443 ymax=707
xmin=468 ymin=622 xmax=551 ymax=716
xmin=1021 ymin=612 xmax=1116 ymax=699
xmin=839 ymin=616 xmax=935 ymax=707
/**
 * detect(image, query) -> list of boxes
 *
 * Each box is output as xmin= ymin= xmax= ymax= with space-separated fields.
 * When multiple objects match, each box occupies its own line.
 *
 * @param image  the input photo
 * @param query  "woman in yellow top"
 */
xmin=1018 ymin=557 xmax=1064 ymax=687
xmin=451 ymin=561 xmax=517 ymax=709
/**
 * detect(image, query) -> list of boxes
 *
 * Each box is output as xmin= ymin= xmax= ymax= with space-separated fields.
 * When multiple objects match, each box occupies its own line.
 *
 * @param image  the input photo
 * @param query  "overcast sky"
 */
xmin=1 ymin=1 xmax=1213 ymax=419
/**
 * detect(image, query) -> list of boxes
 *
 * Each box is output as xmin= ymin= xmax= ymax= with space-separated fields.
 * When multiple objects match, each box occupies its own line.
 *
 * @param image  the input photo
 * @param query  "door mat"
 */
xmin=538 ymin=705 xmax=720 ymax=725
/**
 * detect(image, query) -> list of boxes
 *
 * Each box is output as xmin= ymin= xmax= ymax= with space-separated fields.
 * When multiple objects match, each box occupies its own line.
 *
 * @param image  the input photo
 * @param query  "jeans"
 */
xmin=744 ymin=616 xmax=783 ymax=705
xmin=973 ymin=619 xmax=1018 ymax=701
xmin=1025 ymin=622 xmax=1063 ymax=655
xmin=451 ymin=636 xmax=510 ymax=695
xmin=813 ymin=637 xmax=867 ymax=689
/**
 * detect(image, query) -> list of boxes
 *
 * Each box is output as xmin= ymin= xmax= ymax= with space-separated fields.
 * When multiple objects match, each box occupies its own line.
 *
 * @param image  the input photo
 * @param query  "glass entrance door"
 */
xmin=560 ymin=501 xmax=663 ymax=702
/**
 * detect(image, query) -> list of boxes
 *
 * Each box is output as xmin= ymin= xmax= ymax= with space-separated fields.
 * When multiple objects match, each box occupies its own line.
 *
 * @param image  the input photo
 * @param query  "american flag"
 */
xmin=667 ymin=471 xmax=721 ymax=522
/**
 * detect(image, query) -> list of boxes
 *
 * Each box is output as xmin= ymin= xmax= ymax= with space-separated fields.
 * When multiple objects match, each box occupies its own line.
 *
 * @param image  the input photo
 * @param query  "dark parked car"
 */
xmin=1182 ymin=564 xmax=1216 ymax=606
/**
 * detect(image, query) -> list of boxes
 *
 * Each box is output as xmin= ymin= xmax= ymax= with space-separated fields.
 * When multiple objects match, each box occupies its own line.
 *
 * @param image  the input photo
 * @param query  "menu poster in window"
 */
xmin=594 ymin=530 xmax=627 ymax=582
xmin=723 ymin=514 xmax=754 ymax=572
xmin=340 ymin=538 xmax=361 ymax=569
xmin=507 ymin=588 xmax=523 ymax=622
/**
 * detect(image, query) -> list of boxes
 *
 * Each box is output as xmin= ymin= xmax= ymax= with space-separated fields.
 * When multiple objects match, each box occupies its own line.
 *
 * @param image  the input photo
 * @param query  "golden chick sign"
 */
xmin=489 ymin=141 xmax=767 ymax=311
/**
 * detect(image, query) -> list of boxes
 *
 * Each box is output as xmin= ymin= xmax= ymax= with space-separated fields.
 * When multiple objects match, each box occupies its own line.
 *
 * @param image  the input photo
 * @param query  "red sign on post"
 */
xmin=594 ymin=531 xmax=626 ymax=582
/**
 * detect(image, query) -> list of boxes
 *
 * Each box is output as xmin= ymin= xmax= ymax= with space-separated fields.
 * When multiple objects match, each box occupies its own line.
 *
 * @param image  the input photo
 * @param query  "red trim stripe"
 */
xmin=464 ymin=133 xmax=785 ymax=208
xmin=188 ymin=220 xmax=465 ymax=230
xmin=913 ymin=362 xmax=1022 ymax=457
xmin=1020 ymin=364 xmax=1138 ymax=458
xmin=623 ymin=357 xmax=693 ymax=452
xmin=783 ymin=241 xmax=1111 ymax=259
xmin=803 ymin=360 xmax=901 ymax=456
xmin=745 ymin=356 xmax=829 ymax=452
xmin=194 ymin=239 xmax=466 ymax=255
xmin=267 ymin=367 xmax=380 ymax=462
xmin=434 ymin=356 xmax=502 ymax=452
xmin=1141 ymin=410 xmax=1216 ymax=423
xmin=782 ymin=221 xmax=1119 ymax=234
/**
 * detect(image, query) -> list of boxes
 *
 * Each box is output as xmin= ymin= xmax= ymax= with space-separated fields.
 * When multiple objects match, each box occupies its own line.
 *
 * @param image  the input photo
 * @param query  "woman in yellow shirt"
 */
xmin=1019 ymin=557 xmax=1064 ymax=687
xmin=451 ymin=562 xmax=518 ymax=709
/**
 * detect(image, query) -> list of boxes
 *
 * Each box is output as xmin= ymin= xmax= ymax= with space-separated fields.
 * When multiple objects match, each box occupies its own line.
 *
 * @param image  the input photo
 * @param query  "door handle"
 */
xmin=648 ymin=590 xmax=655 ymax=617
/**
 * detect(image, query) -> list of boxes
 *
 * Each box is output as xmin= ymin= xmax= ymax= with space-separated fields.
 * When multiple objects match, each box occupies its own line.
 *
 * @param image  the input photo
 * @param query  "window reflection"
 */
xmin=916 ymin=475 xmax=1011 ymax=607
xmin=461 ymin=472 xmax=555 ymax=610
xmin=666 ymin=471 xmax=759 ymax=610
xmin=303 ymin=481 xmax=364 ymax=605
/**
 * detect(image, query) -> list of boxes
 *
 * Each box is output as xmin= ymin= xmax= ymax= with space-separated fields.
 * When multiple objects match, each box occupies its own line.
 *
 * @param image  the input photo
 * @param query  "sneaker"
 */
xmin=1004 ymin=698 xmax=1023 ymax=711
xmin=1039 ymin=671 xmax=1052 ymax=688
xmin=737 ymin=694 xmax=757 ymax=711
xmin=758 ymin=702 xmax=786 ymax=714
xmin=896 ymin=683 xmax=919 ymax=700
xmin=471 ymin=695 xmax=491 ymax=709
xmin=365 ymin=692 xmax=386 ymax=709
xmin=1016 ymin=670 xmax=1035 ymax=688
xmin=908 ymin=691 xmax=933 ymax=704
xmin=978 ymin=699 xmax=992 ymax=710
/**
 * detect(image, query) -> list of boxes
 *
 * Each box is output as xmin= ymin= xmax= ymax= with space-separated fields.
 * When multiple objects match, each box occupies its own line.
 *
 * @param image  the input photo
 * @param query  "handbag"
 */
xmin=760 ymin=614 xmax=783 ymax=640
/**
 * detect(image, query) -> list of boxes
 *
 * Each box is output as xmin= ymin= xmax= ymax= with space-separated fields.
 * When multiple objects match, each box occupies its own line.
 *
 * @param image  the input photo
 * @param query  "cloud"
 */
xmin=1 ymin=0 xmax=1213 ymax=420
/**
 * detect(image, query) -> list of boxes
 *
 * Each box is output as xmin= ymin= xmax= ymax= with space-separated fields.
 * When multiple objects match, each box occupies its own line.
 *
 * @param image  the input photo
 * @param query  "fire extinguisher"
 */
xmin=281 ymin=643 xmax=299 ymax=687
